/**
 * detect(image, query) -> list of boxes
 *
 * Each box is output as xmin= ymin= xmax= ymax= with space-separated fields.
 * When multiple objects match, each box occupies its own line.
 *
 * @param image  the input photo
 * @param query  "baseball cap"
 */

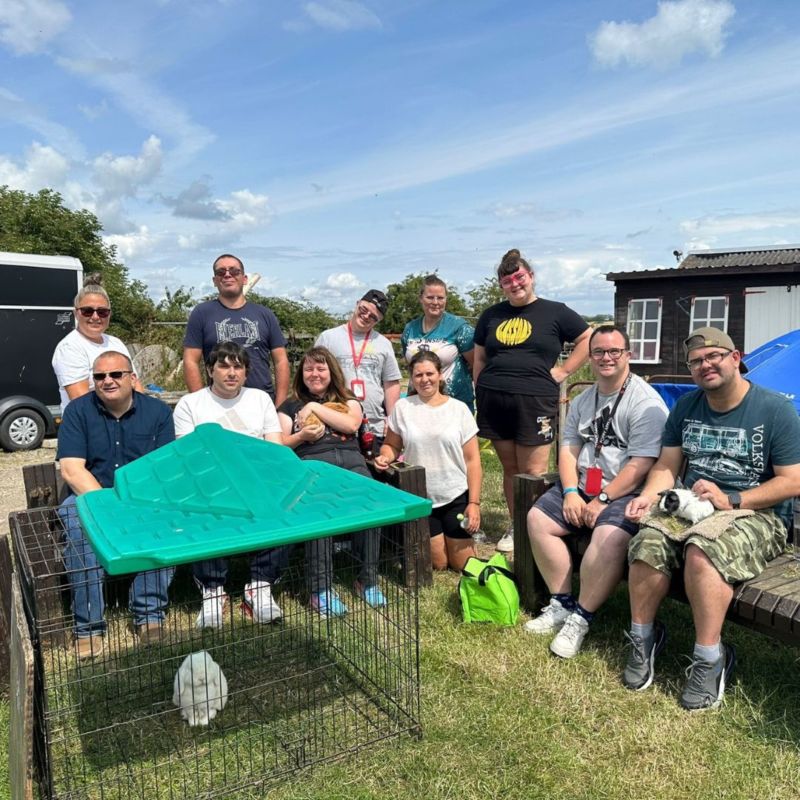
xmin=684 ymin=327 xmax=748 ymax=373
xmin=360 ymin=289 xmax=389 ymax=319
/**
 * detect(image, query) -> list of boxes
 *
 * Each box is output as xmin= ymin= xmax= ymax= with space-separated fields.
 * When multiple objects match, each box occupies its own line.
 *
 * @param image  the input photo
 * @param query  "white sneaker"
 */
xmin=549 ymin=612 xmax=589 ymax=659
xmin=524 ymin=598 xmax=571 ymax=635
xmin=495 ymin=527 xmax=514 ymax=553
xmin=243 ymin=581 xmax=282 ymax=623
xmin=195 ymin=585 xmax=227 ymax=629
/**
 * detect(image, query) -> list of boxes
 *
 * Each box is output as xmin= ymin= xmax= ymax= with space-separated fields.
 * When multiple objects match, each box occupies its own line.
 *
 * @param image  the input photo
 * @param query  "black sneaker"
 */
xmin=679 ymin=643 xmax=736 ymax=711
xmin=622 ymin=620 xmax=666 ymax=691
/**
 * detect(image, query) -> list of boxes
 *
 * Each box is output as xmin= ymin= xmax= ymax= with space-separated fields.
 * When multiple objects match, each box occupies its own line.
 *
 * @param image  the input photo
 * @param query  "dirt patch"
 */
xmin=0 ymin=440 xmax=56 ymax=536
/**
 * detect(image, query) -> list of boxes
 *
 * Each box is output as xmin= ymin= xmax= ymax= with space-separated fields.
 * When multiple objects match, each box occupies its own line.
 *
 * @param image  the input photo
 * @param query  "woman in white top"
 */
xmin=51 ymin=273 xmax=143 ymax=411
xmin=374 ymin=350 xmax=482 ymax=571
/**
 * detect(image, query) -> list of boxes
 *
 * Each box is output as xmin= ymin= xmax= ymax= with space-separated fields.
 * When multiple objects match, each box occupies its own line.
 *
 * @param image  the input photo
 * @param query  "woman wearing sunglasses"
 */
xmin=52 ymin=273 xmax=143 ymax=411
xmin=473 ymin=249 xmax=591 ymax=552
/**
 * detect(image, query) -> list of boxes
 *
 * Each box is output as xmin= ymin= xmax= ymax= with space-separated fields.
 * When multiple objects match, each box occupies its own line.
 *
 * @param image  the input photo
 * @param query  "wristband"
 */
xmin=468 ymin=500 xmax=480 ymax=506
xmin=562 ymin=487 xmax=578 ymax=497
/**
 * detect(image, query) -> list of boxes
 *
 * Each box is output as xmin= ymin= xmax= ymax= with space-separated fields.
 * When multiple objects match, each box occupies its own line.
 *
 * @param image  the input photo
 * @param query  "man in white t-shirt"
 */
xmin=524 ymin=325 xmax=668 ymax=659
xmin=173 ymin=341 xmax=285 ymax=628
xmin=315 ymin=289 xmax=401 ymax=452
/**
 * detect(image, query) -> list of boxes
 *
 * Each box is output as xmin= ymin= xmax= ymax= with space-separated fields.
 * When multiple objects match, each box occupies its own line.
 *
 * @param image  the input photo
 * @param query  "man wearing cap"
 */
xmin=621 ymin=327 xmax=800 ymax=710
xmin=315 ymin=290 xmax=401 ymax=454
xmin=183 ymin=254 xmax=290 ymax=406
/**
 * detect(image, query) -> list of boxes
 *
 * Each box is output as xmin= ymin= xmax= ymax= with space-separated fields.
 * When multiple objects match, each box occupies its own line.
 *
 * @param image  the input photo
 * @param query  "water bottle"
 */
xmin=457 ymin=513 xmax=487 ymax=544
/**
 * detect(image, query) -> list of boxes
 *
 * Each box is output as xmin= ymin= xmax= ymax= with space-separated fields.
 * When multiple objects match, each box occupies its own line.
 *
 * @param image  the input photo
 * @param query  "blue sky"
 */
xmin=2 ymin=0 xmax=800 ymax=315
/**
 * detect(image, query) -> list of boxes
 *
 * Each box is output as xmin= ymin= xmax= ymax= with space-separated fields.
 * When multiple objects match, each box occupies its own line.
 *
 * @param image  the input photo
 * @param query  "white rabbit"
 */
xmin=658 ymin=488 xmax=715 ymax=525
xmin=172 ymin=650 xmax=228 ymax=727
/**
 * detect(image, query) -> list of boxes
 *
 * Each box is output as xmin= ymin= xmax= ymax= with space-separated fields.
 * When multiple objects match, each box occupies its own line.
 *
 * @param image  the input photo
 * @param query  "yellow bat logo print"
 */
xmin=496 ymin=317 xmax=532 ymax=346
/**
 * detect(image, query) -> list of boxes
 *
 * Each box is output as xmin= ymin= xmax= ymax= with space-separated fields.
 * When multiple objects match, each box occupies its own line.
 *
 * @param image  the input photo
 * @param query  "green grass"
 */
xmin=4 ymin=449 xmax=800 ymax=799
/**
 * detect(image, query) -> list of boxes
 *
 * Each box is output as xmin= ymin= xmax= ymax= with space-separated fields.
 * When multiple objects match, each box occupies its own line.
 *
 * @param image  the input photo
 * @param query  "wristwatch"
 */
xmin=597 ymin=491 xmax=611 ymax=504
xmin=728 ymin=492 xmax=742 ymax=510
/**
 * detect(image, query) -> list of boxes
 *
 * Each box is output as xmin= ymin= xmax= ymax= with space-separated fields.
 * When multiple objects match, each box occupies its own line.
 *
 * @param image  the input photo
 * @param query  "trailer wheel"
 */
xmin=0 ymin=408 xmax=46 ymax=451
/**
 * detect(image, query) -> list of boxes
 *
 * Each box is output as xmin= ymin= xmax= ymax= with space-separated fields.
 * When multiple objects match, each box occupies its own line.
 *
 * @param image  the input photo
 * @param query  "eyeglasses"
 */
xmin=357 ymin=303 xmax=380 ymax=324
xmin=93 ymin=370 xmax=133 ymax=382
xmin=214 ymin=267 xmax=243 ymax=277
xmin=499 ymin=269 xmax=529 ymax=288
xmin=77 ymin=306 xmax=111 ymax=319
xmin=590 ymin=348 xmax=627 ymax=360
xmin=686 ymin=350 xmax=732 ymax=371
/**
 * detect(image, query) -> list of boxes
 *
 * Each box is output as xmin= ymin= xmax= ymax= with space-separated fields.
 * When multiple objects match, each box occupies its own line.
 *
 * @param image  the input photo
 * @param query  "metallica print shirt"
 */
xmin=474 ymin=298 xmax=588 ymax=398
xmin=184 ymin=299 xmax=287 ymax=395
xmin=664 ymin=382 xmax=800 ymax=529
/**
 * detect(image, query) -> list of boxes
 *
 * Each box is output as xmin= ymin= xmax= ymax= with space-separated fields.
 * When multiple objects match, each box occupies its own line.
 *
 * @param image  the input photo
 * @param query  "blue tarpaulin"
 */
xmin=650 ymin=330 xmax=800 ymax=413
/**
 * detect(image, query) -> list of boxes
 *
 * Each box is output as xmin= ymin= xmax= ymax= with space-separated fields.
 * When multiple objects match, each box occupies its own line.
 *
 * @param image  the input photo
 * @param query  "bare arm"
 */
xmin=278 ymin=411 xmax=323 ymax=449
xmin=462 ymin=435 xmax=483 ymax=532
xmin=693 ymin=462 xmax=800 ymax=511
xmin=59 ymin=457 xmax=103 ymax=496
xmin=558 ymin=444 xmax=587 ymax=527
xmin=383 ymin=380 xmax=401 ymax=417
xmin=551 ymin=328 xmax=591 ymax=385
xmin=271 ymin=347 xmax=290 ymax=408
xmin=461 ymin=349 xmax=475 ymax=369
xmin=64 ymin=380 xmax=91 ymax=401
xmin=373 ymin=427 xmax=404 ymax=471
xmin=183 ymin=346 xmax=205 ymax=392
xmin=625 ymin=445 xmax=682 ymax=522
xmin=583 ymin=455 xmax=657 ymax=528
xmin=472 ymin=344 xmax=486 ymax=383
xmin=298 ymin=399 xmax=362 ymax=434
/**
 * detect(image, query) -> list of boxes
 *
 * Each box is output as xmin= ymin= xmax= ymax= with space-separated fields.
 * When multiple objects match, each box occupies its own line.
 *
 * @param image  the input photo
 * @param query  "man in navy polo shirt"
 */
xmin=57 ymin=350 xmax=175 ymax=659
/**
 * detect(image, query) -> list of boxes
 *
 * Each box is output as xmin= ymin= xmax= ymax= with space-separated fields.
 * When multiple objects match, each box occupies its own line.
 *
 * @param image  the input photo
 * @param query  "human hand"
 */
xmin=296 ymin=403 xmax=319 ymax=425
xmin=691 ymin=479 xmax=729 ymax=509
xmin=581 ymin=498 xmax=604 ymax=529
xmin=298 ymin=422 xmax=324 ymax=442
xmin=550 ymin=366 xmax=568 ymax=385
xmin=625 ymin=495 xmax=653 ymax=522
xmin=373 ymin=453 xmax=392 ymax=471
xmin=463 ymin=503 xmax=481 ymax=532
xmin=562 ymin=492 xmax=586 ymax=527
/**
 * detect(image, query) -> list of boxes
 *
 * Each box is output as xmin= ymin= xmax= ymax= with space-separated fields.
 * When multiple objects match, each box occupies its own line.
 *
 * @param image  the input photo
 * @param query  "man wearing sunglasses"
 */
xmin=525 ymin=325 xmax=668 ymax=659
xmin=315 ymin=289 xmax=401 ymax=456
xmin=622 ymin=327 xmax=800 ymax=711
xmin=56 ymin=351 xmax=176 ymax=659
xmin=183 ymin=254 xmax=290 ymax=406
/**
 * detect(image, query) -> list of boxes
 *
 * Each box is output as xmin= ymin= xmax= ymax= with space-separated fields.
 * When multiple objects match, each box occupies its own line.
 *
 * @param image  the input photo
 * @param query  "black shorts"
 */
xmin=428 ymin=491 xmax=471 ymax=540
xmin=534 ymin=483 xmax=639 ymax=536
xmin=476 ymin=386 xmax=557 ymax=446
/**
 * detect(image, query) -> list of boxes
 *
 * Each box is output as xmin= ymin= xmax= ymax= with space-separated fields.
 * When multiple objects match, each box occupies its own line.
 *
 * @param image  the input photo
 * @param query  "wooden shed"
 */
xmin=606 ymin=245 xmax=800 ymax=379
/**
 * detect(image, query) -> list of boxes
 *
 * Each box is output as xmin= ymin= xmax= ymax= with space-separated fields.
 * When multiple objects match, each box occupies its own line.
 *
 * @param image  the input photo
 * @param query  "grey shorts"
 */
xmin=628 ymin=509 xmax=787 ymax=584
xmin=534 ymin=482 xmax=639 ymax=536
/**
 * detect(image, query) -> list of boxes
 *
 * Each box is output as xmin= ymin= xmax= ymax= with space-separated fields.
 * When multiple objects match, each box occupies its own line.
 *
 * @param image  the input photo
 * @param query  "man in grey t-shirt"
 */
xmin=525 ymin=325 xmax=668 ymax=659
xmin=315 ymin=289 xmax=401 ymax=446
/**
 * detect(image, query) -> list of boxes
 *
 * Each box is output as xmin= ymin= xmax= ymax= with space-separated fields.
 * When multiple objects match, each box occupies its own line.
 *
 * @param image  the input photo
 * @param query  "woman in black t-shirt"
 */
xmin=473 ymin=249 xmax=590 ymax=552
xmin=278 ymin=346 xmax=385 ymax=618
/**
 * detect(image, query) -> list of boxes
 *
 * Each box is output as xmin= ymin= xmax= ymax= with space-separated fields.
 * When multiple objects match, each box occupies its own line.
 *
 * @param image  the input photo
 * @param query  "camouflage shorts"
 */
xmin=628 ymin=509 xmax=787 ymax=584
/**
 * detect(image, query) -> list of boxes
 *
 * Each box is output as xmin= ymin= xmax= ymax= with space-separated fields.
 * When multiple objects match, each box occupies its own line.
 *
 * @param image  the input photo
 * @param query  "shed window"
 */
xmin=627 ymin=298 xmax=662 ymax=363
xmin=690 ymin=296 xmax=728 ymax=332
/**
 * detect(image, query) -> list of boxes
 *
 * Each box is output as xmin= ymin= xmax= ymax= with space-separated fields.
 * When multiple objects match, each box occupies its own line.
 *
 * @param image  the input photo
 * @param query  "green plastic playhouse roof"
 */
xmin=76 ymin=423 xmax=431 ymax=574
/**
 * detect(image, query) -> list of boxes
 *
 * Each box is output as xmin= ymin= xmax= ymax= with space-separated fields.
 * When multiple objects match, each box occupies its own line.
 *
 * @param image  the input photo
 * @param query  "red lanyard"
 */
xmin=347 ymin=323 xmax=370 ymax=373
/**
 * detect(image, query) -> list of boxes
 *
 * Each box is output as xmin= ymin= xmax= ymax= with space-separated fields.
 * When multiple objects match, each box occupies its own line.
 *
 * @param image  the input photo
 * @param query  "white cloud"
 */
xmin=680 ymin=211 xmax=800 ymax=236
xmin=217 ymin=189 xmax=272 ymax=230
xmin=589 ymin=0 xmax=735 ymax=69
xmin=78 ymin=98 xmax=109 ymax=120
xmin=104 ymin=225 xmax=158 ymax=260
xmin=326 ymin=272 xmax=364 ymax=290
xmin=92 ymin=135 xmax=162 ymax=198
xmin=0 ymin=0 xmax=71 ymax=55
xmin=0 ymin=141 xmax=70 ymax=191
xmin=287 ymin=0 xmax=381 ymax=32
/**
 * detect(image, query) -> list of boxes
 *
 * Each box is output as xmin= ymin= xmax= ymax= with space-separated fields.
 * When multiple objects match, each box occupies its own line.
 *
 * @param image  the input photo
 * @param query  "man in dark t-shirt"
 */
xmin=622 ymin=327 xmax=800 ymax=711
xmin=183 ymin=254 xmax=290 ymax=405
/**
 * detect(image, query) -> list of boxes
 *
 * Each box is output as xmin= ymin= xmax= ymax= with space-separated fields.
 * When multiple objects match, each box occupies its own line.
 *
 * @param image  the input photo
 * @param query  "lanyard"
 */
xmin=347 ymin=322 xmax=371 ymax=374
xmin=592 ymin=373 xmax=631 ymax=460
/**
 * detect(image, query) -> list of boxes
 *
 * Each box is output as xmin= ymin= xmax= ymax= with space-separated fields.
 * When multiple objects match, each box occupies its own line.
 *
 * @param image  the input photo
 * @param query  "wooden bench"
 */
xmin=512 ymin=473 xmax=800 ymax=646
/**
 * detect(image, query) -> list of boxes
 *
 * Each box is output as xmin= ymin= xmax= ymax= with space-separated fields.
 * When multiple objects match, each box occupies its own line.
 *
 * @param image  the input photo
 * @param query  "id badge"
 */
xmin=350 ymin=379 xmax=366 ymax=401
xmin=584 ymin=466 xmax=603 ymax=496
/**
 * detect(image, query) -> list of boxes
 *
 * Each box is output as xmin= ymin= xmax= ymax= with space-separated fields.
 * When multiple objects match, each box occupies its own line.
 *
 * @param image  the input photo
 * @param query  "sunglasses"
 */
xmin=214 ymin=267 xmax=243 ymax=277
xmin=93 ymin=370 xmax=133 ymax=382
xmin=499 ymin=269 xmax=529 ymax=288
xmin=357 ymin=303 xmax=380 ymax=323
xmin=77 ymin=306 xmax=111 ymax=319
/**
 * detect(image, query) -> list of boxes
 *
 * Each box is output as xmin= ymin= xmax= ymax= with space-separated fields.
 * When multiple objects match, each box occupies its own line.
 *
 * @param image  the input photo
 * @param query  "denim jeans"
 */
xmin=59 ymin=494 xmax=175 ymax=636
xmin=192 ymin=545 xmax=292 ymax=590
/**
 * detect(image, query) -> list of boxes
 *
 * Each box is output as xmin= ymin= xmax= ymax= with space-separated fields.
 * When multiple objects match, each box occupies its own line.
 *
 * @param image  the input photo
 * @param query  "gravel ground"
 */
xmin=0 ymin=439 xmax=56 ymax=536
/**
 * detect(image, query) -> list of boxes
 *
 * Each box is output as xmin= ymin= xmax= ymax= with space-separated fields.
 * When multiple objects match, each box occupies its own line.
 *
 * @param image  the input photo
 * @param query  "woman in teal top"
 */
xmin=401 ymin=275 xmax=475 ymax=412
